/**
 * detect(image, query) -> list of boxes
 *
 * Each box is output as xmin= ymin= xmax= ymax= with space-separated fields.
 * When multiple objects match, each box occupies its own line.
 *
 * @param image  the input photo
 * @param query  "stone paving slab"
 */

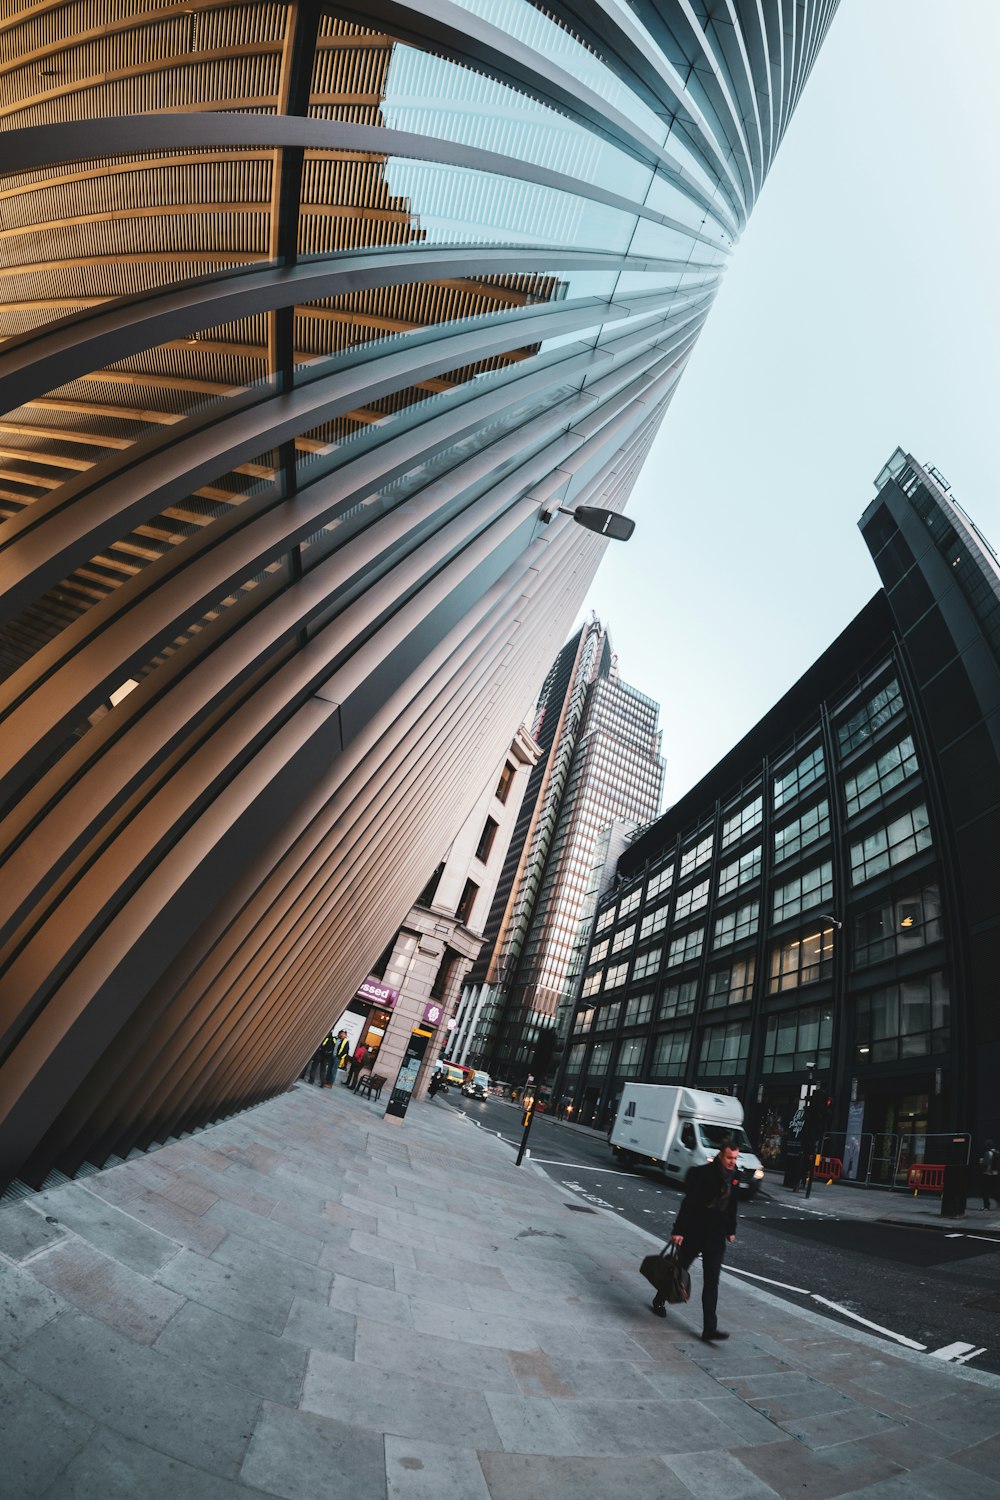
xmin=2 ymin=1080 xmax=1000 ymax=1499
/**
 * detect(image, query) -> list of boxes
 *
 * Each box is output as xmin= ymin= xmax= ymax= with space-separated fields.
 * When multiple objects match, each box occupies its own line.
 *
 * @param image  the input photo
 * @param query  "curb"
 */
xmin=876 ymin=1214 xmax=1000 ymax=1240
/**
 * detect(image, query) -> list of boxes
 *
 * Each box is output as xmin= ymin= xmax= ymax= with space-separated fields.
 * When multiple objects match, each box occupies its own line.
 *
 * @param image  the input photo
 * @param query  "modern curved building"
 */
xmin=0 ymin=0 xmax=839 ymax=1189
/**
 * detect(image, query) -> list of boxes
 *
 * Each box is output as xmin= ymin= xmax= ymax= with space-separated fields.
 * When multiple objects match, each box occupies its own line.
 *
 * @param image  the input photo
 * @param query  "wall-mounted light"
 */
xmin=539 ymin=504 xmax=635 ymax=541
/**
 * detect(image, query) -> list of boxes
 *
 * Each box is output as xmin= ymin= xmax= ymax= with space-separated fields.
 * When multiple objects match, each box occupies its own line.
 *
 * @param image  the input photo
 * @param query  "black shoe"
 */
xmin=701 ymin=1329 xmax=730 ymax=1342
xmin=650 ymin=1300 xmax=666 ymax=1318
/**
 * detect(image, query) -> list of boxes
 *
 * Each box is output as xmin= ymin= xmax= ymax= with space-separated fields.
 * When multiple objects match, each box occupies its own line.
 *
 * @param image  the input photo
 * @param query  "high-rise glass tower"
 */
xmin=455 ymin=619 xmax=663 ymax=1078
xmin=0 ymin=2 xmax=839 ymax=1188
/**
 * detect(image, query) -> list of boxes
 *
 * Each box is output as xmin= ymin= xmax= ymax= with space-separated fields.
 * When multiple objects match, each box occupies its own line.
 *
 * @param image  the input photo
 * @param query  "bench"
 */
xmin=355 ymin=1072 xmax=387 ymax=1101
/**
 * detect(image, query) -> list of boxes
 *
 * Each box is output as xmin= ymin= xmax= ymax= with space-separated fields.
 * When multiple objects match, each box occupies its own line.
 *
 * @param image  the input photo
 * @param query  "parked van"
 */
xmin=609 ymin=1084 xmax=765 ymax=1196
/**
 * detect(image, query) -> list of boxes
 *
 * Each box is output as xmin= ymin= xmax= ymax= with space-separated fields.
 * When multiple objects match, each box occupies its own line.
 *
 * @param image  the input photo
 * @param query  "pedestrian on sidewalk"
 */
xmin=653 ymin=1136 xmax=739 ymax=1342
xmin=980 ymin=1139 xmax=999 ymax=1210
xmin=346 ymin=1041 xmax=368 ymax=1089
xmin=332 ymin=1029 xmax=350 ymax=1085
xmin=303 ymin=1040 xmax=325 ymax=1085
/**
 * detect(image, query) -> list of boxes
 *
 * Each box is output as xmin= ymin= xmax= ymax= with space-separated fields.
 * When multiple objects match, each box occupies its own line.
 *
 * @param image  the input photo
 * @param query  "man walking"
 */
xmin=981 ymin=1139 xmax=999 ymax=1210
xmin=652 ymin=1137 xmax=740 ymax=1341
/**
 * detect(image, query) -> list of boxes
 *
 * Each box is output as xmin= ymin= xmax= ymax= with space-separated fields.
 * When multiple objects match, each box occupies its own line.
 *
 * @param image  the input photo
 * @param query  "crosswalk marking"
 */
xmin=929 ymin=1341 xmax=985 ymax=1362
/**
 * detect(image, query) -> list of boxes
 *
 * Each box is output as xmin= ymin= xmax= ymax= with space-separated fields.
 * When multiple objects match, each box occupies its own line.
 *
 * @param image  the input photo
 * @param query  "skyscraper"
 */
xmin=455 ymin=618 xmax=663 ymax=1080
xmin=0 ymin=2 xmax=840 ymax=1189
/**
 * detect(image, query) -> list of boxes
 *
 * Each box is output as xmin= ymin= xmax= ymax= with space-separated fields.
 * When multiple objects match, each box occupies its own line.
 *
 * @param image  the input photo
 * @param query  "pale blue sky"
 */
xmin=580 ymin=0 xmax=1000 ymax=806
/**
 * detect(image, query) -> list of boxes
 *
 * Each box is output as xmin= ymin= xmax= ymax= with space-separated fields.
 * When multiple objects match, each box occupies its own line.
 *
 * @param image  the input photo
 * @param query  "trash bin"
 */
xmin=942 ymin=1135 xmax=969 ymax=1217
xmin=783 ymin=1143 xmax=803 ymax=1189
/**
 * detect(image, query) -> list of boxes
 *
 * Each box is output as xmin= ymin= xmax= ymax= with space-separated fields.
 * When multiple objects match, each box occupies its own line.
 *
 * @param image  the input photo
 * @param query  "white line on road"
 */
xmin=929 ymin=1341 xmax=979 ymax=1361
xmin=810 ymin=1295 xmax=927 ymax=1350
xmin=954 ymin=1347 xmax=987 ymax=1364
xmin=532 ymin=1161 xmax=637 ymax=1175
xmin=723 ymin=1265 xmax=812 ymax=1295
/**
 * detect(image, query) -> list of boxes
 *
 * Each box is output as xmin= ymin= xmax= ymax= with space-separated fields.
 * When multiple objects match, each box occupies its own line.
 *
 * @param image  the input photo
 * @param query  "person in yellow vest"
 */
xmin=332 ymin=1030 xmax=350 ymax=1085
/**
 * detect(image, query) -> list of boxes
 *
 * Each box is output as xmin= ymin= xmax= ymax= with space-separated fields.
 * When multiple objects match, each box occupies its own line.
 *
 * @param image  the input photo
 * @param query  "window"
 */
xmin=589 ymin=938 xmax=610 ymax=965
xmin=674 ymin=879 xmax=709 ymax=921
xmin=619 ymin=888 xmax=642 ymax=918
xmin=631 ymin=946 xmax=662 ymax=982
xmin=697 ymin=1021 xmax=749 ymax=1077
xmin=717 ymin=846 xmax=761 ymax=897
xmin=668 ymin=926 xmax=704 ymax=966
xmin=455 ymin=878 xmax=479 ymax=925
xmin=594 ymin=1001 xmax=622 ymax=1031
xmin=623 ymin=990 xmax=655 ymax=1027
xmin=712 ymin=899 xmax=759 ymax=949
xmin=581 ymin=972 xmax=602 ymax=998
xmin=680 ymin=832 xmax=714 ymax=880
xmin=475 ymin=816 xmax=499 ymax=863
xmin=586 ymin=1042 xmax=612 ymax=1076
xmin=772 ymin=862 xmax=832 ymax=923
xmin=769 ymin=927 xmax=834 ymax=992
xmin=616 ymin=1038 xmax=646 ymax=1077
xmin=855 ymin=972 xmax=950 ymax=1062
xmin=762 ymin=1004 xmax=833 ymax=1072
xmin=430 ymin=949 xmax=460 ymax=1000
xmin=722 ymin=794 xmax=763 ymax=849
xmin=640 ymin=903 xmax=670 ymax=940
xmin=595 ymin=904 xmax=615 ymax=934
xmin=611 ymin=923 xmax=636 ymax=953
xmin=650 ymin=1031 xmax=690 ymax=1075
xmin=773 ymin=744 xmax=825 ymax=810
xmin=414 ymin=864 xmax=444 ymax=908
xmin=837 ymin=678 xmax=904 ymax=758
xmin=604 ymin=962 xmax=628 ymax=991
xmin=646 ymin=862 xmax=674 ymax=901
xmin=707 ymin=955 xmax=755 ymax=1007
xmin=660 ymin=980 xmax=697 ymax=1019
xmin=774 ymin=800 xmax=829 ymax=864
xmin=572 ymin=1007 xmax=595 ymax=1035
xmin=852 ymin=884 xmax=943 ymax=968
xmin=844 ymin=736 xmax=919 ymax=818
xmin=565 ymin=1043 xmax=586 ymax=1077
xmin=495 ymin=762 xmax=515 ymax=803
xmin=849 ymin=804 xmax=932 ymax=886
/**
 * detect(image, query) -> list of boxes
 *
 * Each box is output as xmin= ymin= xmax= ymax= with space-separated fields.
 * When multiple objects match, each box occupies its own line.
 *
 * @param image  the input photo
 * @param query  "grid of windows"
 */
xmin=706 ymin=955 xmax=755 ymax=1006
xmin=595 ymin=905 xmax=615 ymax=934
xmin=646 ymin=863 xmax=674 ymax=901
xmin=844 ymin=735 xmax=919 ymax=818
xmin=590 ymin=938 xmax=610 ymax=965
xmin=594 ymin=1001 xmax=622 ymax=1031
xmin=611 ymin=923 xmax=636 ymax=953
xmin=849 ymin=804 xmax=932 ymax=886
xmin=679 ymin=832 xmax=713 ymax=880
xmin=674 ymin=879 xmax=710 ymax=921
xmin=712 ymin=899 xmax=758 ymax=949
xmin=639 ymin=903 xmax=670 ymax=940
xmin=604 ymin=961 xmax=628 ymax=990
xmin=769 ymin=927 xmax=834 ymax=992
xmin=581 ymin=972 xmax=602 ymax=998
xmin=565 ymin=1042 xmax=587 ymax=1076
xmin=623 ymin=991 xmax=655 ymax=1027
xmin=774 ymin=799 xmax=829 ymax=864
xmin=660 ymin=980 xmax=697 ymax=1019
xmin=837 ymin=678 xmax=904 ymax=758
xmin=718 ymin=846 xmax=761 ymax=897
xmin=668 ymin=926 xmax=704 ymax=966
xmin=617 ymin=1037 xmax=646 ymax=1077
xmin=572 ymin=1006 xmax=595 ymax=1034
xmin=853 ymin=884 xmax=943 ymax=968
xmin=772 ymin=861 xmax=832 ymax=922
xmin=762 ymin=1004 xmax=833 ymax=1072
xmin=773 ymin=744 xmax=825 ymax=810
xmin=631 ymin=946 xmax=662 ymax=982
xmin=650 ymin=1032 xmax=690 ymax=1075
xmin=855 ymin=972 xmax=950 ymax=1061
xmin=722 ymin=794 xmax=763 ymax=849
xmin=697 ymin=1020 xmax=749 ymax=1077
xmin=587 ymin=1042 xmax=612 ymax=1074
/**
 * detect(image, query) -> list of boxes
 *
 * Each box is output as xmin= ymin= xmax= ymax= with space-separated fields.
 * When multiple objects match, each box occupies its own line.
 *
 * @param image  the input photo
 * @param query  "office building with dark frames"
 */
xmin=0 ymin=1 xmax=839 ymax=1189
xmin=559 ymin=451 xmax=1000 ymax=1181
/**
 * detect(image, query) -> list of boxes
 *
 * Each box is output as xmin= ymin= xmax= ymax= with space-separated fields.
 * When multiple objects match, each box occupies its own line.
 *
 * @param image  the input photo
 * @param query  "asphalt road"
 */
xmin=449 ymin=1093 xmax=1000 ymax=1375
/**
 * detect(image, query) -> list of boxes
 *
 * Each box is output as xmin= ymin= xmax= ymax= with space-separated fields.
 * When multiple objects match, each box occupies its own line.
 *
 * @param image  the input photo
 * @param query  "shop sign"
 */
xmin=357 ymin=977 xmax=399 ymax=1008
xmin=422 ymin=1002 xmax=444 ymax=1026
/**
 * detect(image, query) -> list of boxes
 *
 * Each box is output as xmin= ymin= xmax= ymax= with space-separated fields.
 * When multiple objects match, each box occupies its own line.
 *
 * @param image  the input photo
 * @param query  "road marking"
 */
xmin=944 ymin=1233 xmax=964 ymax=1238
xmin=929 ymin=1341 xmax=979 ymax=1361
xmin=810 ymin=1295 xmax=927 ymax=1350
xmin=954 ymin=1347 xmax=987 ymax=1364
xmin=724 ymin=1265 xmax=812 ymax=1295
xmin=532 ymin=1161 xmax=637 ymax=1176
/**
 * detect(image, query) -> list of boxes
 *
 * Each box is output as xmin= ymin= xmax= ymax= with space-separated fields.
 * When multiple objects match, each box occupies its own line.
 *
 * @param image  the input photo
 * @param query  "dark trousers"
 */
xmin=983 ymin=1173 xmax=998 ymax=1209
xmin=319 ymin=1053 xmax=334 ymax=1086
xmin=678 ymin=1237 xmax=727 ymax=1334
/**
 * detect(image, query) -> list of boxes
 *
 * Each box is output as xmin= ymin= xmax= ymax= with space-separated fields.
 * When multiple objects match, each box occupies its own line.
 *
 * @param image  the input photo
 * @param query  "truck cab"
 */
xmin=610 ymin=1084 xmax=765 ymax=1196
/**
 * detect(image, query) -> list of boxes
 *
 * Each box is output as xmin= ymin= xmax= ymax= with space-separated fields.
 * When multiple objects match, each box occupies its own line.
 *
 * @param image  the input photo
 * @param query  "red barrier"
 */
xmin=817 ymin=1155 xmax=842 ymax=1180
xmin=907 ymin=1163 xmax=945 ymax=1192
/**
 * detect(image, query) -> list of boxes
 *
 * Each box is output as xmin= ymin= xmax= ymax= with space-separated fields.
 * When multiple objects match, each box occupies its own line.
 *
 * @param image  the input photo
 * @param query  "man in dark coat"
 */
xmin=652 ymin=1139 xmax=740 ymax=1341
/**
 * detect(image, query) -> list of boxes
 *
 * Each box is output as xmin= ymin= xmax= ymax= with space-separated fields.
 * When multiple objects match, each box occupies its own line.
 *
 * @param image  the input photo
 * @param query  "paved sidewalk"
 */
xmin=2 ymin=1084 xmax=999 ymax=1499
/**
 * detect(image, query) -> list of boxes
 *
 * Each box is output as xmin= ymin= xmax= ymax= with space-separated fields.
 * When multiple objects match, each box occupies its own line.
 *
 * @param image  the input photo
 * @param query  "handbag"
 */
xmin=640 ymin=1243 xmax=691 ymax=1304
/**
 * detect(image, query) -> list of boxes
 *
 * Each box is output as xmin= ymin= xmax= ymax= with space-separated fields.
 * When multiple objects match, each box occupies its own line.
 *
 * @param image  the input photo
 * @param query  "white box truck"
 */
xmin=609 ymin=1084 xmax=765 ymax=1196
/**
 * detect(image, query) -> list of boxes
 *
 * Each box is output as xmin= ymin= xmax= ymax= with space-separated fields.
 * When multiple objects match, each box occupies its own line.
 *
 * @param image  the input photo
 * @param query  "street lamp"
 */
xmin=539 ymin=503 xmax=636 ymax=541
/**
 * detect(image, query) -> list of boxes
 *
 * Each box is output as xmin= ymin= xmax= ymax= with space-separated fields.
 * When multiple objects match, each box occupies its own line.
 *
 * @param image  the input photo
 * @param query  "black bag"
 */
xmin=640 ymin=1244 xmax=690 ymax=1304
